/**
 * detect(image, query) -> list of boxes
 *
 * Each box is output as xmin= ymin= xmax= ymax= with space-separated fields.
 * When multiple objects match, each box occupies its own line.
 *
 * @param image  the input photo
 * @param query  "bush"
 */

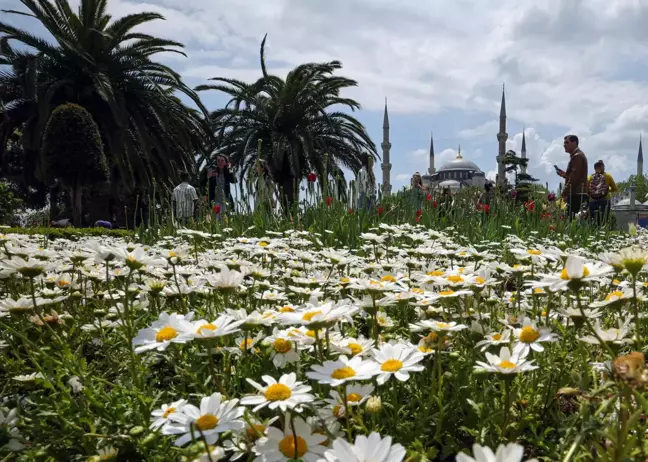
xmin=0 ymin=227 xmax=134 ymax=240
xmin=0 ymin=182 xmax=22 ymax=225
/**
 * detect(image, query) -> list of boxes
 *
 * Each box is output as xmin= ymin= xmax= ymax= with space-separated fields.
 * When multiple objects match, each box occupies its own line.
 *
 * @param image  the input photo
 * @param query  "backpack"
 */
xmin=588 ymin=173 xmax=609 ymax=199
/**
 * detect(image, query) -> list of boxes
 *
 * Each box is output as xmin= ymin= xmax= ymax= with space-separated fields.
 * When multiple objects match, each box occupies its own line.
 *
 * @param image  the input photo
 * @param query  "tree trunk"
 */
xmin=72 ymin=185 xmax=83 ymax=227
xmin=280 ymin=177 xmax=296 ymax=212
xmin=49 ymin=185 xmax=59 ymax=222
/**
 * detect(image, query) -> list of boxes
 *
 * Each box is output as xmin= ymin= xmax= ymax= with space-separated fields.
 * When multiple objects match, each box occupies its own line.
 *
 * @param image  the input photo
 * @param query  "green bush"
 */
xmin=0 ymin=182 xmax=22 ymax=225
xmin=1 ymin=227 xmax=134 ymax=240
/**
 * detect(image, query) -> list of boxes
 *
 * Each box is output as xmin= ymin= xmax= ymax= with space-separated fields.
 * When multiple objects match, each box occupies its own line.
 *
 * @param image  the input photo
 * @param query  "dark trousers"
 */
xmin=588 ymin=199 xmax=610 ymax=226
xmin=567 ymin=194 xmax=588 ymax=220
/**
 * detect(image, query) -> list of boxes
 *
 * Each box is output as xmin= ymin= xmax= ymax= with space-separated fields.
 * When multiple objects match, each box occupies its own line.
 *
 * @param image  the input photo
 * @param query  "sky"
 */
xmin=3 ymin=0 xmax=648 ymax=192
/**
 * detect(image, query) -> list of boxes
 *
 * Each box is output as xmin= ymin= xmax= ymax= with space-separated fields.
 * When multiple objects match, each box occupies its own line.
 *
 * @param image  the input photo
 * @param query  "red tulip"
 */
xmin=377 ymin=206 xmax=384 ymax=215
xmin=524 ymin=200 xmax=536 ymax=212
xmin=348 ymin=208 xmax=354 ymax=214
xmin=307 ymin=172 xmax=317 ymax=183
xmin=432 ymin=201 xmax=438 ymax=208
xmin=325 ymin=196 xmax=333 ymax=206
xmin=212 ymin=204 xmax=221 ymax=214
xmin=416 ymin=209 xmax=423 ymax=218
xmin=416 ymin=216 xmax=421 ymax=222
xmin=426 ymin=194 xmax=432 ymax=202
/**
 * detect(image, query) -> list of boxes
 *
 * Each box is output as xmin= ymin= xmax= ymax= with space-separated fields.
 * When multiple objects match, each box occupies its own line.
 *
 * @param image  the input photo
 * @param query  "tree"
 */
xmin=42 ymin=103 xmax=108 ymax=225
xmin=0 ymin=0 xmax=208 ymax=210
xmin=197 ymin=36 xmax=376 ymax=209
xmin=502 ymin=150 xmax=539 ymax=203
xmin=616 ymin=175 xmax=648 ymax=203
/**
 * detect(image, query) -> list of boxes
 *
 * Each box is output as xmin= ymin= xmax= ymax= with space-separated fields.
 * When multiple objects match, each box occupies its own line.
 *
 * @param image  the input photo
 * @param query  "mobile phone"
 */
xmin=553 ymin=165 xmax=560 ymax=172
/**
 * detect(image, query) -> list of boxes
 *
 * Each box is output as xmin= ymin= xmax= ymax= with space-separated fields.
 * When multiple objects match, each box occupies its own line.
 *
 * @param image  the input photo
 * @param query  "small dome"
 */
xmin=438 ymin=152 xmax=482 ymax=173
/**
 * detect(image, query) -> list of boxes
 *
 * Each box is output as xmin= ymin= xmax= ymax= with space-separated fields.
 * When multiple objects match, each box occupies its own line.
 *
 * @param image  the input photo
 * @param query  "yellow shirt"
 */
xmin=587 ymin=172 xmax=618 ymax=200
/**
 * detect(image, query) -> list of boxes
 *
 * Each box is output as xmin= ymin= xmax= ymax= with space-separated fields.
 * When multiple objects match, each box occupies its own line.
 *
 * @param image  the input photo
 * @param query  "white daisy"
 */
xmin=132 ymin=312 xmax=195 ymax=353
xmin=253 ymin=415 xmax=326 ymax=462
xmin=322 ymin=432 xmax=406 ymax=462
xmin=456 ymin=443 xmax=538 ymax=462
xmin=240 ymin=373 xmax=315 ymax=413
xmin=512 ymin=318 xmax=558 ymax=355
xmin=306 ymin=355 xmax=378 ymax=387
xmin=371 ymin=343 xmax=425 ymax=385
xmin=150 ymin=399 xmax=188 ymax=430
xmin=474 ymin=345 xmax=538 ymax=375
xmin=163 ymin=392 xmax=245 ymax=446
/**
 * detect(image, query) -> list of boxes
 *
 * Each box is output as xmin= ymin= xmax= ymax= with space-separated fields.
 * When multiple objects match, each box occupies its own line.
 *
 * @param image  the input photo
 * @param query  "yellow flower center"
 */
xmin=57 ymin=280 xmax=71 ymax=287
xmin=279 ymin=435 xmax=308 ymax=459
xmin=348 ymin=343 xmax=363 ymax=355
xmin=198 ymin=323 xmax=217 ymax=334
xmin=498 ymin=360 xmax=516 ymax=369
xmin=162 ymin=407 xmax=176 ymax=418
xmin=541 ymin=311 xmax=547 ymax=317
xmin=613 ymin=279 xmax=622 ymax=285
xmin=605 ymin=290 xmax=624 ymax=301
xmin=560 ymin=266 xmax=590 ymax=280
xmin=459 ymin=251 xmax=467 ymax=256
xmin=280 ymin=306 xmax=294 ymax=313
xmin=419 ymin=346 xmax=433 ymax=353
xmin=195 ymin=414 xmax=219 ymax=431
xmin=331 ymin=367 xmax=356 ymax=380
xmin=380 ymin=359 xmax=403 ymax=372
xmin=258 ymin=242 xmax=269 ymax=247
xmin=155 ymin=326 xmax=178 ymax=342
xmin=333 ymin=405 xmax=343 ymax=417
xmin=306 ymin=330 xmax=317 ymax=338
xmin=425 ymin=332 xmax=438 ymax=342
xmin=519 ymin=326 xmax=541 ymax=343
xmin=239 ymin=339 xmax=254 ymax=350
xmin=302 ymin=310 xmax=322 ymax=322
xmin=264 ymin=383 xmax=292 ymax=401
xmin=347 ymin=393 xmax=362 ymax=403
xmin=440 ymin=290 xmax=455 ymax=296
xmin=527 ymin=249 xmax=542 ymax=255
xmin=340 ymin=277 xmax=351 ymax=284
xmin=412 ymin=287 xmax=425 ymax=294
xmin=435 ymin=322 xmax=451 ymax=329
xmin=273 ymin=338 xmax=292 ymax=353
xmin=492 ymin=333 xmax=502 ymax=341
xmin=428 ymin=270 xmax=445 ymax=276
xmin=447 ymin=275 xmax=464 ymax=284
xmin=533 ymin=288 xmax=544 ymax=294
xmin=246 ymin=424 xmax=266 ymax=441
xmin=381 ymin=275 xmax=397 ymax=282
xmin=168 ymin=251 xmax=176 ymax=257
xmin=475 ymin=277 xmax=485 ymax=284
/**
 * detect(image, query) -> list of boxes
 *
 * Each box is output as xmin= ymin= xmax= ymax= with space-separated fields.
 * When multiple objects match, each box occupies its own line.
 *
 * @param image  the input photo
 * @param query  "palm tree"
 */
xmin=0 ymin=0 xmax=208 ymax=219
xmin=197 ymin=36 xmax=376 ymax=208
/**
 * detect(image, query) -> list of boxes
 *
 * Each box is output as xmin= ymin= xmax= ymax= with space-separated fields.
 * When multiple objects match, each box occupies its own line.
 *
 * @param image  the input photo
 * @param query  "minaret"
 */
xmin=520 ymin=128 xmax=527 ymax=175
xmin=496 ymin=84 xmax=508 ymax=186
xmin=638 ymin=135 xmax=644 ymax=178
xmin=428 ymin=132 xmax=435 ymax=175
xmin=381 ymin=98 xmax=392 ymax=195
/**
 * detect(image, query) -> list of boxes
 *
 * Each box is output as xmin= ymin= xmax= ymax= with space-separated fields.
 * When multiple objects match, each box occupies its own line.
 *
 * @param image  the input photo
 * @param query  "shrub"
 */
xmin=0 ymin=182 xmax=22 ymax=225
xmin=0 ymin=227 xmax=134 ymax=240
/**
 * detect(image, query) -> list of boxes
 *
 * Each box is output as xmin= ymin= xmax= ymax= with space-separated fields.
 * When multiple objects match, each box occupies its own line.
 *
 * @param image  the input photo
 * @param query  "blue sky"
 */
xmin=3 ymin=0 xmax=648 ymax=192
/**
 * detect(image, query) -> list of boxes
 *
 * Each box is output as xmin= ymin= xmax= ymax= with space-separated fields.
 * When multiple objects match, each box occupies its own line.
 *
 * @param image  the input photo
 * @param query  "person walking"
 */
xmin=172 ymin=172 xmax=199 ymax=224
xmin=410 ymin=172 xmax=427 ymax=209
xmin=587 ymin=160 xmax=617 ymax=225
xmin=356 ymin=153 xmax=376 ymax=211
xmin=557 ymin=135 xmax=588 ymax=220
xmin=208 ymin=154 xmax=236 ymax=220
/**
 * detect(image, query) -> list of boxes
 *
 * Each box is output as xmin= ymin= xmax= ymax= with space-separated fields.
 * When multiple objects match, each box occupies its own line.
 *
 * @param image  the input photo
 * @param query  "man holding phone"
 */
xmin=556 ymin=135 xmax=588 ymax=220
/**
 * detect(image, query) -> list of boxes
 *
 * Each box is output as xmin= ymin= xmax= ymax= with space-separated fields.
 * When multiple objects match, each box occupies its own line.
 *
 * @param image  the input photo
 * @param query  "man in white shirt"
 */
xmin=172 ymin=172 xmax=199 ymax=222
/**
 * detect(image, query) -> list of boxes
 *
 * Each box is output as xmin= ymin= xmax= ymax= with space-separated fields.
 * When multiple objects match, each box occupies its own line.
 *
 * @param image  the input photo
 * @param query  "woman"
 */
xmin=587 ymin=160 xmax=617 ymax=226
xmin=410 ymin=172 xmax=427 ymax=209
xmin=208 ymin=154 xmax=237 ymax=219
xmin=356 ymin=154 xmax=376 ymax=211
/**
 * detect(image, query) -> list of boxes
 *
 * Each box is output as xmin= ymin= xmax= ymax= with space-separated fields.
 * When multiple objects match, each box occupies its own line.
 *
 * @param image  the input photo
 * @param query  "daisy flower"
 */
xmin=150 ymin=399 xmax=188 ymax=430
xmin=163 ymin=392 xmax=245 ymax=446
xmin=371 ymin=342 xmax=425 ymax=385
xmin=474 ymin=345 xmax=538 ymax=375
xmin=192 ymin=315 xmax=245 ymax=340
xmin=410 ymin=320 xmax=468 ymax=334
xmin=306 ymin=355 xmax=378 ymax=387
xmin=241 ymin=373 xmax=315 ymax=413
xmin=325 ymin=384 xmax=375 ymax=416
xmin=475 ymin=331 xmax=511 ymax=352
xmin=456 ymin=443 xmax=538 ymax=462
xmin=253 ymin=415 xmax=326 ymax=462
xmin=512 ymin=318 xmax=558 ymax=355
xmin=265 ymin=329 xmax=300 ymax=369
xmin=322 ymin=432 xmax=406 ymax=462
xmin=132 ymin=312 xmax=195 ymax=353
xmin=331 ymin=336 xmax=375 ymax=357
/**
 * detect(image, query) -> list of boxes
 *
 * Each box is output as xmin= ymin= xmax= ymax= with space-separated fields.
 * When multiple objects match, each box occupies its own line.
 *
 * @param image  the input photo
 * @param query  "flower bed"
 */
xmin=0 ymin=226 xmax=647 ymax=461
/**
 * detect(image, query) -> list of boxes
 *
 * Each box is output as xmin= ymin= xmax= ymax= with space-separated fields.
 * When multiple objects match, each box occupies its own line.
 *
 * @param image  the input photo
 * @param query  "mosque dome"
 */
xmin=438 ymin=151 xmax=483 ymax=173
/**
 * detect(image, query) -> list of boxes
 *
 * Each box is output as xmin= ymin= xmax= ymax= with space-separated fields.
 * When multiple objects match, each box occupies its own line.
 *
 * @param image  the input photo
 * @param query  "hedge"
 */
xmin=0 ymin=227 xmax=134 ymax=240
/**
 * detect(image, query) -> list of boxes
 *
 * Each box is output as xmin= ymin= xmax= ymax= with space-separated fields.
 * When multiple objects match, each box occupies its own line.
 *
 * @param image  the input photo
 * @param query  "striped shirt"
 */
xmin=172 ymin=182 xmax=198 ymax=219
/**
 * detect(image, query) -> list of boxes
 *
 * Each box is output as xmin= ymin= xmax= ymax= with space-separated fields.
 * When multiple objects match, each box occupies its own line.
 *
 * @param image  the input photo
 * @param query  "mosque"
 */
xmin=379 ymin=86 xmax=524 ymax=194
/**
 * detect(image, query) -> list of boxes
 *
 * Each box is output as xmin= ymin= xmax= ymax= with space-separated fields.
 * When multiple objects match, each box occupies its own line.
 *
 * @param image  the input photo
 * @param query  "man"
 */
xmin=557 ymin=135 xmax=588 ymax=219
xmin=172 ymin=172 xmax=199 ymax=223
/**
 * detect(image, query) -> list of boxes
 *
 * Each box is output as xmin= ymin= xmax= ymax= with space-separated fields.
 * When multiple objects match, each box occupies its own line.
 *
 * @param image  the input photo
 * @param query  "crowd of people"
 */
xmin=164 ymin=134 xmax=618 ymax=226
